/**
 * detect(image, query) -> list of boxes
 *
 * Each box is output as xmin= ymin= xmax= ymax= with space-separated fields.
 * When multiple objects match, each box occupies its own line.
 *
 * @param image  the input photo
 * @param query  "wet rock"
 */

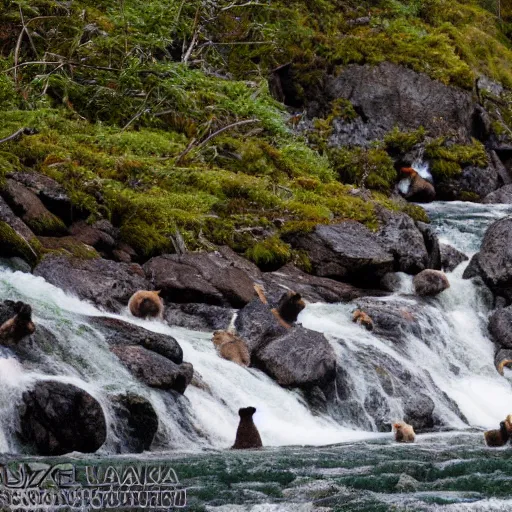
xmin=1 ymin=179 xmax=68 ymax=236
xmin=8 ymin=172 xmax=75 ymax=224
xmin=284 ymin=221 xmax=394 ymax=286
xmin=253 ymin=326 xmax=336 ymax=389
xmin=234 ymin=299 xmax=287 ymax=354
xmin=0 ymin=196 xmax=39 ymax=266
xmin=354 ymin=297 xmax=422 ymax=342
xmin=111 ymin=393 xmax=158 ymax=453
xmin=379 ymin=272 xmax=402 ymax=292
xmin=144 ymin=251 xmax=256 ymax=308
xmin=489 ymin=306 xmax=512 ymax=349
xmin=403 ymin=393 xmax=435 ymax=431
xmin=494 ymin=348 xmax=512 ymax=375
xmin=483 ymin=184 xmax=512 ymax=204
xmin=376 ymin=208 xmax=428 ymax=274
xmin=440 ymin=243 xmax=468 ymax=272
xmin=437 ymin=163 xmax=500 ymax=201
xmin=465 ymin=216 xmax=512 ymax=301
xmin=18 ymin=381 xmax=106 ymax=455
xmin=111 ymin=345 xmax=193 ymax=393
xmin=93 ymin=316 xmax=183 ymax=364
xmin=34 ymin=255 xmax=149 ymax=313
xmin=325 ymin=62 xmax=474 ymax=146
xmin=261 ymin=263 xmax=369 ymax=303
xmin=365 ymin=387 xmax=391 ymax=432
xmin=413 ymin=269 xmax=450 ymax=297
xmin=165 ymin=303 xmax=235 ymax=332
xmin=417 ymin=222 xmax=441 ymax=271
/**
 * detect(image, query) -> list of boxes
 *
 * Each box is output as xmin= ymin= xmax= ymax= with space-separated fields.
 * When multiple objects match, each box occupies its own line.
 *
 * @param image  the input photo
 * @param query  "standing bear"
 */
xmin=393 ymin=422 xmax=415 ymax=443
xmin=212 ymin=331 xmax=250 ymax=367
xmin=128 ymin=290 xmax=164 ymax=319
xmin=232 ymin=406 xmax=263 ymax=449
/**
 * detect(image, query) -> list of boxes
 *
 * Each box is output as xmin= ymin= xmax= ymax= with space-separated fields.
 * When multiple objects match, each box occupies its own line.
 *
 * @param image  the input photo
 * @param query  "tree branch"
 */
xmin=0 ymin=128 xmax=38 ymax=145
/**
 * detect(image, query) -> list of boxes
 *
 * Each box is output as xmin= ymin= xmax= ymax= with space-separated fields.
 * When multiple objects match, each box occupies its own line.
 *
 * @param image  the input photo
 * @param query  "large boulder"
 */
xmin=464 ymin=217 xmax=512 ymax=301
xmin=111 ymin=393 xmax=158 ymax=453
xmin=1 ymin=179 xmax=67 ymax=236
xmin=489 ymin=306 xmax=512 ymax=349
xmin=353 ymin=297 xmax=423 ymax=343
xmin=436 ymin=163 xmax=500 ymax=201
xmin=413 ymin=269 xmax=450 ymax=297
xmin=0 ymin=196 xmax=39 ymax=266
xmin=165 ymin=303 xmax=235 ymax=332
xmin=483 ymin=184 xmax=512 ymax=204
xmin=416 ymin=222 xmax=441 ymax=271
xmin=34 ymin=255 xmax=149 ymax=312
xmin=440 ymin=243 xmax=468 ymax=272
xmin=234 ymin=299 xmax=287 ymax=354
xmin=8 ymin=172 xmax=75 ymax=224
xmin=111 ymin=345 xmax=193 ymax=393
xmin=375 ymin=208 xmax=429 ymax=274
xmin=92 ymin=317 xmax=183 ymax=364
xmin=261 ymin=263 xmax=370 ymax=304
xmin=144 ymin=251 xmax=256 ymax=308
xmin=324 ymin=62 xmax=474 ymax=146
xmin=18 ymin=381 xmax=106 ymax=455
xmin=253 ymin=326 xmax=336 ymax=389
xmin=403 ymin=393 xmax=435 ymax=431
xmin=285 ymin=221 xmax=394 ymax=286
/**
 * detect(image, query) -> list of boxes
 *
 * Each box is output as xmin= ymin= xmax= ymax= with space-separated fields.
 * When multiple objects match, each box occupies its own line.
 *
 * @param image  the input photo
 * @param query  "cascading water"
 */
xmin=0 ymin=201 xmax=511 ymax=455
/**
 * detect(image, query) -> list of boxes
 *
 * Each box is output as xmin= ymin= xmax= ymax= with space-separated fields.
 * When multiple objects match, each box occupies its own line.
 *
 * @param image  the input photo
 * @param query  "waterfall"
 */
xmin=1 ymin=201 xmax=512 ymax=453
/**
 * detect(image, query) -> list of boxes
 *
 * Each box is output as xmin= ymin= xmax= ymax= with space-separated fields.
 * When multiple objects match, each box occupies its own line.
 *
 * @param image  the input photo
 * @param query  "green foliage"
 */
xmin=328 ymin=147 xmax=397 ymax=193
xmin=0 ymin=222 xmax=40 ymax=266
xmin=245 ymin=236 xmax=292 ymax=271
xmin=425 ymin=138 xmax=488 ymax=179
xmin=384 ymin=126 xmax=426 ymax=154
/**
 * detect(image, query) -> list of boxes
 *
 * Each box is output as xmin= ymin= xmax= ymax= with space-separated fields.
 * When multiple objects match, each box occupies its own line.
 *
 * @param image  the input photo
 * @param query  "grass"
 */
xmin=0 ymin=0 xmax=510 ymax=265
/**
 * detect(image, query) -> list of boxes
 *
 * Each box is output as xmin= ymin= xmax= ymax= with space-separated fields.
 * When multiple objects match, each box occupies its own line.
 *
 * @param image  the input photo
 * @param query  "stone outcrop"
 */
xmin=110 ymin=345 xmax=193 ymax=393
xmin=413 ymin=269 xmax=450 ymax=297
xmin=144 ymin=251 xmax=256 ymax=308
xmin=285 ymin=221 xmax=394 ymax=286
xmin=440 ymin=243 xmax=468 ymax=272
xmin=34 ymin=255 xmax=149 ymax=312
xmin=18 ymin=381 xmax=106 ymax=455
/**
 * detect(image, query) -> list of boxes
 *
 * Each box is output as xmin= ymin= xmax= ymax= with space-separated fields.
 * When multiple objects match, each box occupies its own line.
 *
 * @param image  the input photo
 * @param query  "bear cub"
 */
xmin=393 ymin=421 xmax=415 ymax=443
xmin=128 ymin=290 xmax=163 ymax=319
xmin=232 ymin=406 xmax=263 ymax=449
xmin=212 ymin=331 xmax=250 ymax=367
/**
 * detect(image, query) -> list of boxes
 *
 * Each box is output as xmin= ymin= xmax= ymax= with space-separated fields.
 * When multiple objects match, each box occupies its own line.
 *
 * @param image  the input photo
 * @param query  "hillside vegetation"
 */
xmin=0 ymin=0 xmax=511 ymax=267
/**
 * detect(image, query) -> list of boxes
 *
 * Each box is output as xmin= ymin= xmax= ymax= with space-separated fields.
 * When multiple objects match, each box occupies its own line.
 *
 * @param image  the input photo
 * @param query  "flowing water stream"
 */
xmin=1 ymin=201 xmax=512 ymax=510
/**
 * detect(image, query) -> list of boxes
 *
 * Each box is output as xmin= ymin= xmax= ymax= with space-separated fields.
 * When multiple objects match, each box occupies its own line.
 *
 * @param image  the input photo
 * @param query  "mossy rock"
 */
xmin=0 ymin=221 xmax=40 ymax=267
xmin=245 ymin=236 xmax=292 ymax=271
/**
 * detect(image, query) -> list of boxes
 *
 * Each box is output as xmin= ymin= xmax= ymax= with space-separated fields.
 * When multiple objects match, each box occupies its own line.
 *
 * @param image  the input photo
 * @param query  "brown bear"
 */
xmin=232 ymin=406 xmax=263 ymax=449
xmin=275 ymin=291 xmax=306 ymax=324
xmin=352 ymin=309 xmax=374 ymax=331
xmin=253 ymin=285 xmax=304 ymax=329
xmin=128 ymin=290 xmax=163 ymax=319
xmin=0 ymin=302 xmax=35 ymax=344
xmin=484 ymin=421 xmax=509 ymax=447
xmin=393 ymin=422 xmax=415 ymax=443
xmin=400 ymin=167 xmax=436 ymax=203
xmin=212 ymin=331 xmax=250 ymax=367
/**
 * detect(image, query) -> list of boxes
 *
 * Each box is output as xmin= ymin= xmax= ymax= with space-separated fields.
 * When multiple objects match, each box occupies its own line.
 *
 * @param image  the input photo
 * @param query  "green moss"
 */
xmin=384 ymin=126 xmax=426 ymax=154
xmin=459 ymin=191 xmax=481 ymax=202
xmin=25 ymin=214 xmax=68 ymax=237
xmin=245 ymin=236 xmax=292 ymax=271
xmin=425 ymin=137 xmax=488 ymax=180
xmin=328 ymin=147 xmax=397 ymax=193
xmin=0 ymin=222 xmax=40 ymax=266
xmin=119 ymin=219 xmax=173 ymax=259
xmin=40 ymin=237 xmax=100 ymax=259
